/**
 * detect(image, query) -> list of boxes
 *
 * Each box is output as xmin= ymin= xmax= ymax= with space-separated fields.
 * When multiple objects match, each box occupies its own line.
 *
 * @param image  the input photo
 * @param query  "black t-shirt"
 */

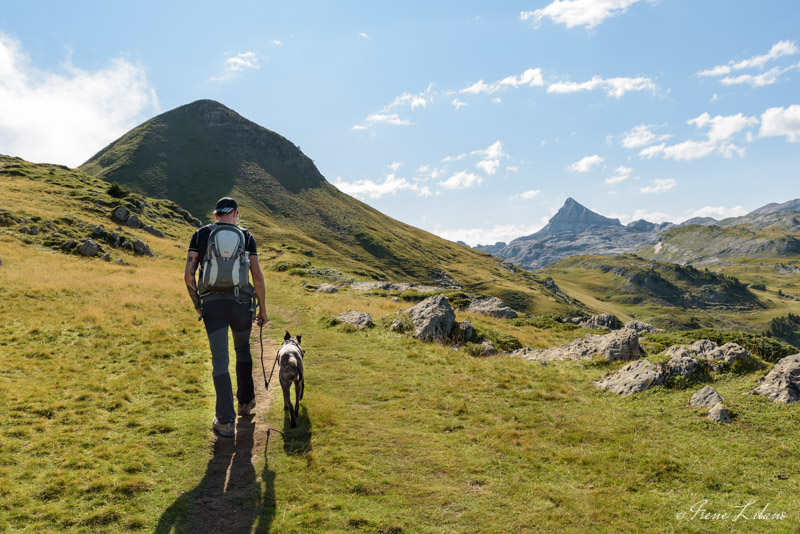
xmin=188 ymin=223 xmax=258 ymax=276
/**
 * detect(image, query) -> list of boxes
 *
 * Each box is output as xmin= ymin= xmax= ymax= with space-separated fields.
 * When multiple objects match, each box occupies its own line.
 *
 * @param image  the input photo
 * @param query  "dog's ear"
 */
xmin=284 ymin=331 xmax=290 ymax=341
xmin=296 ymin=334 xmax=302 ymax=345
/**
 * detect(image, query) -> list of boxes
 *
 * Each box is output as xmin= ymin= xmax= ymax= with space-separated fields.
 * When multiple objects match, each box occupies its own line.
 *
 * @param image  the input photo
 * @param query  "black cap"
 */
xmin=214 ymin=197 xmax=238 ymax=214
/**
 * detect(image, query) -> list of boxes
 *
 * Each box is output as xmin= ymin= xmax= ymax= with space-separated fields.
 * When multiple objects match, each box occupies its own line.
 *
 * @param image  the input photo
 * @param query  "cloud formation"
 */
xmin=698 ymin=40 xmax=798 ymax=78
xmin=567 ymin=154 xmax=604 ymax=172
xmin=604 ymin=165 xmax=633 ymax=184
xmin=439 ymin=170 xmax=483 ymax=190
xmin=521 ymin=0 xmax=642 ymax=29
xmin=547 ymin=75 xmax=656 ymax=98
xmin=639 ymin=178 xmax=675 ymax=194
xmin=759 ymin=105 xmax=800 ymax=142
xmin=472 ymin=140 xmax=506 ymax=176
xmin=638 ymin=112 xmax=758 ymax=161
xmin=0 ymin=33 xmax=159 ymax=167
xmin=460 ymin=68 xmax=544 ymax=94
xmin=434 ymin=223 xmax=543 ymax=247
xmin=333 ymin=174 xmax=431 ymax=199
xmin=620 ymin=124 xmax=672 ymax=148
xmin=210 ymin=51 xmax=260 ymax=81
xmin=509 ymin=189 xmax=542 ymax=201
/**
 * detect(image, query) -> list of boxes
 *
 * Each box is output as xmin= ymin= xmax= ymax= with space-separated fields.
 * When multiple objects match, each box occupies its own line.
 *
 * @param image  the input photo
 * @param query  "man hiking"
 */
xmin=184 ymin=197 xmax=268 ymax=437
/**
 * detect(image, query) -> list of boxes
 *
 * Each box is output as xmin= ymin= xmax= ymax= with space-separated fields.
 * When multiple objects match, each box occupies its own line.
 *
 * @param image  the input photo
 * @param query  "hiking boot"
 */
xmin=212 ymin=417 xmax=234 ymax=437
xmin=238 ymin=399 xmax=256 ymax=416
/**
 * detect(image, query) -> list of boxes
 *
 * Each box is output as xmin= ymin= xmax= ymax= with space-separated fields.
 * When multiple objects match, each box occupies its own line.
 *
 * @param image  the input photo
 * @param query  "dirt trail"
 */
xmin=169 ymin=333 xmax=278 ymax=533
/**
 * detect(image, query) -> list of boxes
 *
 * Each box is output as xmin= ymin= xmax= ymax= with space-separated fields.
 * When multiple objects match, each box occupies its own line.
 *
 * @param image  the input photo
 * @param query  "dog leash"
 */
xmin=259 ymin=323 xmax=280 ymax=391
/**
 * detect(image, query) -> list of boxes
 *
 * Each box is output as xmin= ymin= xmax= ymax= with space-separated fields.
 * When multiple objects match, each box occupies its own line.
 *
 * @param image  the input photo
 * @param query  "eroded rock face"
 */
xmin=594 ymin=359 xmax=667 ymax=396
xmin=408 ymin=294 xmax=455 ymax=342
xmin=336 ymin=310 xmax=374 ymax=329
xmin=125 ymin=214 xmax=142 ymax=229
xmin=623 ymin=320 xmax=658 ymax=334
xmin=689 ymin=386 xmax=723 ymax=409
xmin=466 ymin=297 xmax=517 ymax=319
xmin=517 ymin=330 xmax=645 ymax=362
xmin=579 ymin=313 xmax=622 ymax=330
xmin=77 ymin=239 xmax=102 ymax=257
xmin=707 ymin=343 xmax=752 ymax=371
xmin=666 ymin=348 xmax=700 ymax=378
xmin=450 ymin=320 xmax=475 ymax=344
xmin=753 ymin=354 xmax=800 ymax=403
xmin=316 ymin=283 xmax=338 ymax=293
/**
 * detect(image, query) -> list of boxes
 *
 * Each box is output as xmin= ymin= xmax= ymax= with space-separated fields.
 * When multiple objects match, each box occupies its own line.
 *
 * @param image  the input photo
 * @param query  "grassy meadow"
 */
xmin=2 ymin=158 xmax=800 ymax=532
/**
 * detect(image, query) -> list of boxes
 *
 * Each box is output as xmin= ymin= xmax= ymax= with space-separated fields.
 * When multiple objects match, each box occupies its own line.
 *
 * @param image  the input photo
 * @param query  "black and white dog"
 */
xmin=278 ymin=331 xmax=305 ymax=428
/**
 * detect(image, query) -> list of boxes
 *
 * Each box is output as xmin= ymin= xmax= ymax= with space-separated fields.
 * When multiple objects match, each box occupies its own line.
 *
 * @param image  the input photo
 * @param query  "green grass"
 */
xmin=3 ymin=155 xmax=800 ymax=532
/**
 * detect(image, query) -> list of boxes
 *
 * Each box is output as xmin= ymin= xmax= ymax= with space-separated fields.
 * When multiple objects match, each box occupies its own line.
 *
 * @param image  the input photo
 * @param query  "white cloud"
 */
xmin=211 ymin=51 xmax=260 ymax=81
xmin=434 ymin=223 xmax=543 ymax=247
xmin=547 ymin=75 xmax=657 ymax=98
xmin=452 ymin=98 xmax=467 ymax=110
xmin=721 ymin=65 xmax=795 ymax=87
xmin=698 ymin=40 xmax=799 ymax=77
xmin=333 ymin=174 xmax=431 ymax=199
xmin=351 ymin=124 xmax=367 ymax=131
xmin=690 ymin=205 xmax=747 ymax=219
xmin=688 ymin=112 xmax=758 ymax=143
xmin=620 ymin=124 xmax=672 ymax=148
xmin=506 ymin=166 xmax=519 ymax=172
xmin=567 ymin=154 xmax=604 ymax=172
xmin=272 ymin=40 xmax=283 ymax=46
xmin=461 ymin=68 xmax=544 ymax=95
xmin=359 ymin=32 xmax=370 ymax=39
xmin=0 ymin=33 xmax=159 ymax=167
xmin=492 ymin=97 xmax=502 ymax=104
xmin=472 ymin=140 xmax=507 ymax=175
xmin=521 ymin=0 xmax=641 ymax=29
xmin=509 ymin=189 xmax=542 ymax=201
xmin=388 ymin=85 xmax=435 ymax=111
xmin=442 ymin=153 xmax=467 ymax=162
xmin=759 ymin=105 xmax=800 ymax=142
xmin=639 ymin=178 xmax=675 ymax=194
xmin=639 ymin=112 xmax=758 ymax=161
xmin=365 ymin=113 xmax=411 ymax=126
xmin=604 ymin=165 xmax=633 ymax=184
xmin=439 ymin=170 xmax=483 ymax=190
xmin=388 ymin=161 xmax=403 ymax=171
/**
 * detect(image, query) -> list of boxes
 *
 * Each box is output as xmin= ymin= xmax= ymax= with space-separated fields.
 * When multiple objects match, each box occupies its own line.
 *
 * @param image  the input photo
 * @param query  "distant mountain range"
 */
xmin=477 ymin=197 xmax=800 ymax=270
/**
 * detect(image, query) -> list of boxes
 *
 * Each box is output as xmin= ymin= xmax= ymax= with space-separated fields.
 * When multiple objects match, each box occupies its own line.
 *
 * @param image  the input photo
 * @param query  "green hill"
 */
xmin=79 ymin=100 xmax=570 ymax=315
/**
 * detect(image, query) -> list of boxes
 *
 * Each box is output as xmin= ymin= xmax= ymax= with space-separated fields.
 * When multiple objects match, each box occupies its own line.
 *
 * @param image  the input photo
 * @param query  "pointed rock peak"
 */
xmin=543 ymin=198 xmax=621 ymax=235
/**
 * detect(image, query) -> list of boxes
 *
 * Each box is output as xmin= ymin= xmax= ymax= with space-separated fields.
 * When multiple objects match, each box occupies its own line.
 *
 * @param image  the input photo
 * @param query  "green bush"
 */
xmin=644 ymin=328 xmax=795 ymax=362
xmin=107 ymin=182 xmax=129 ymax=198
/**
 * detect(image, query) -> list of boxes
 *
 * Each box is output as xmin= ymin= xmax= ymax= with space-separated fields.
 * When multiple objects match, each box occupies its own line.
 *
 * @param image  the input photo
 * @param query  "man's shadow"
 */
xmin=154 ymin=416 xmax=276 ymax=534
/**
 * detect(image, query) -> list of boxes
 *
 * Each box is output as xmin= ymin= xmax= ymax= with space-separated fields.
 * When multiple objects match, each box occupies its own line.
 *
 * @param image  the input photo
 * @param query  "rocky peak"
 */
xmin=539 ymin=198 xmax=622 ymax=236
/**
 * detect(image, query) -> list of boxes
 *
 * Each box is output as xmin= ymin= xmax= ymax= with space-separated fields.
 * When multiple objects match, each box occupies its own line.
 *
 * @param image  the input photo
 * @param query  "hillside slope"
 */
xmin=79 ymin=100 xmax=570 ymax=314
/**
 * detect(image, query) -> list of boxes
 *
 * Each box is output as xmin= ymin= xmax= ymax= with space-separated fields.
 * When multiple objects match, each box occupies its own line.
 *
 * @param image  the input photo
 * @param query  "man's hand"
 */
xmin=256 ymin=308 xmax=268 ymax=327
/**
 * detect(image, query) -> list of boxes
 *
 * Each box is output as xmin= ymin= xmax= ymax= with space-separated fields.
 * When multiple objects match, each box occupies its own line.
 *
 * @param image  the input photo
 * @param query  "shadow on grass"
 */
xmin=283 ymin=405 xmax=313 ymax=458
xmin=154 ymin=416 xmax=276 ymax=533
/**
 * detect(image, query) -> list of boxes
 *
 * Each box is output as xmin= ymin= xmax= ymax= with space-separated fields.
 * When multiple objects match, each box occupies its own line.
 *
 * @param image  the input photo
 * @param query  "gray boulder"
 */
xmin=665 ymin=348 xmax=700 ymax=378
xmin=112 ymin=205 xmax=128 ymax=222
xmin=142 ymin=225 xmax=164 ymax=238
xmin=707 ymin=343 xmax=752 ymax=371
xmin=594 ymin=359 xmax=667 ymax=396
xmin=753 ymin=354 xmax=800 ymax=403
xmin=92 ymin=224 xmax=106 ymax=237
xmin=77 ymin=239 xmax=102 ymax=257
xmin=62 ymin=239 xmax=77 ymax=251
xmin=336 ymin=310 xmax=374 ymax=329
xmin=132 ymin=239 xmax=154 ymax=257
xmin=623 ymin=320 xmax=658 ymax=333
xmin=351 ymin=281 xmax=392 ymax=291
xmin=477 ymin=341 xmax=498 ymax=357
xmin=408 ymin=294 xmax=456 ymax=342
xmin=688 ymin=339 xmax=718 ymax=355
xmin=580 ymin=313 xmax=622 ymax=330
xmin=466 ymin=297 xmax=517 ymax=319
xmin=707 ymin=403 xmax=732 ymax=423
xmin=519 ymin=329 xmax=645 ymax=362
xmin=450 ymin=320 xmax=475 ymax=344
xmin=125 ymin=214 xmax=142 ymax=229
xmin=316 ymin=283 xmax=338 ymax=293
xmin=689 ymin=386 xmax=723 ymax=409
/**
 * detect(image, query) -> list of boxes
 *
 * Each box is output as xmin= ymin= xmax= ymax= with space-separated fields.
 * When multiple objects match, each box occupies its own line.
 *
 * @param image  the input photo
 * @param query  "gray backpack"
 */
xmin=198 ymin=224 xmax=252 ymax=297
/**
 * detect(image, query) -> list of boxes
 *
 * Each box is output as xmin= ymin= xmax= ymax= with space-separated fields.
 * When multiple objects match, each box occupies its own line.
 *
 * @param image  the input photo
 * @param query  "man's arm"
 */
xmin=184 ymin=251 xmax=202 ymax=317
xmin=249 ymin=255 xmax=268 ymax=325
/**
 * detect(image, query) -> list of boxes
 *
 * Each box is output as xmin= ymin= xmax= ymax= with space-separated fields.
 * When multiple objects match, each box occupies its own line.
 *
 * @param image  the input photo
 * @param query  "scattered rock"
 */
xmin=689 ymin=386 xmax=723 ymax=409
xmin=62 ymin=239 xmax=77 ymax=251
xmin=707 ymin=403 xmax=732 ymax=423
xmin=665 ymin=348 xmax=700 ymax=378
xmin=753 ymin=354 xmax=800 ymax=403
xmin=706 ymin=343 xmax=752 ymax=371
xmin=477 ymin=341 xmax=498 ymax=357
xmin=305 ymin=249 xmax=314 ymax=257
xmin=190 ymin=218 xmax=202 ymax=228
xmin=114 ymin=258 xmax=124 ymax=265
xmin=579 ymin=313 xmax=622 ymax=330
xmin=101 ymin=253 xmax=111 ymax=262
xmin=408 ymin=294 xmax=455 ymax=343
xmin=0 ymin=256 xmax=3 ymax=267
xmin=92 ymin=224 xmax=106 ymax=237
xmin=519 ymin=330 xmax=645 ymax=362
xmin=351 ymin=281 xmax=392 ymax=291
xmin=316 ymin=283 xmax=338 ymax=293
xmin=688 ymin=339 xmax=718 ymax=355
xmin=29 ymin=226 xmax=40 ymax=235
xmin=142 ymin=225 xmax=164 ymax=238
xmin=623 ymin=320 xmax=658 ymax=333
xmin=466 ymin=296 xmax=517 ymax=319
xmin=125 ymin=214 xmax=142 ymax=229
xmin=112 ymin=205 xmax=129 ymax=222
xmin=388 ymin=318 xmax=407 ymax=333
xmin=450 ymin=320 xmax=475 ymax=344
xmin=336 ymin=310 xmax=374 ymax=329
xmin=77 ymin=239 xmax=102 ymax=257
xmin=19 ymin=226 xmax=30 ymax=234
xmin=594 ymin=359 xmax=667 ymax=396
xmin=132 ymin=239 xmax=154 ymax=257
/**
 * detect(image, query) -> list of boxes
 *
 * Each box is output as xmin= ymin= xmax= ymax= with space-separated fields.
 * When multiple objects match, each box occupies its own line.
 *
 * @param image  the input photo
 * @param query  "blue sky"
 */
xmin=2 ymin=1 xmax=799 ymax=245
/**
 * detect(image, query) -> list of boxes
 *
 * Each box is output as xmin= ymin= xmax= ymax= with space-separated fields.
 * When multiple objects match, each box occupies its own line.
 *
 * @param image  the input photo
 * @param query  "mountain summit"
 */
xmin=537 ymin=198 xmax=622 ymax=236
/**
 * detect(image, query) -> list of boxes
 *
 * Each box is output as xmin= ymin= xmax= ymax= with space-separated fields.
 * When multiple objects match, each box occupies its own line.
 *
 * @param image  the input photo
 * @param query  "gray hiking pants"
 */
xmin=201 ymin=298 xmax=255 ymax=424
